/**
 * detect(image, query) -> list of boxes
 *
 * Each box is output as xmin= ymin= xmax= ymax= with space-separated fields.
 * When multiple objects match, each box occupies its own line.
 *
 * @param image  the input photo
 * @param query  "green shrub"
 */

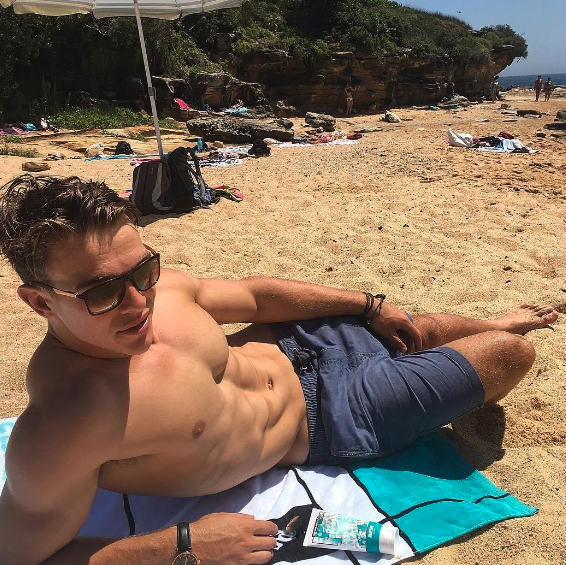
xmin=0 ymin=143 xmax=39 ymax=158
xmin=2 ymin=136 xmax=22 ymax=144
xmin=50 ymin=107 xmax=182 ymax=131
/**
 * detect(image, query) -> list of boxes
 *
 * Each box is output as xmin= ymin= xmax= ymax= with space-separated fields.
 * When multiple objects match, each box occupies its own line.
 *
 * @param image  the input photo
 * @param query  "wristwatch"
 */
xmin=172 ymin=523 xmax=200 ymax=565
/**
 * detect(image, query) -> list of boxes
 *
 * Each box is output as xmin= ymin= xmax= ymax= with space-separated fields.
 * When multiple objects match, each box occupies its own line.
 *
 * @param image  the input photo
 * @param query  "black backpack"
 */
xmin=130 ymin=146 xmax=210 ymax=215
xmin=131 ymin=160 xmax=176 ymax=215
xmin=115 ymin=141 xmax=133 ymax=155
xmin=248 ymin=138 xmax=271 ymax=156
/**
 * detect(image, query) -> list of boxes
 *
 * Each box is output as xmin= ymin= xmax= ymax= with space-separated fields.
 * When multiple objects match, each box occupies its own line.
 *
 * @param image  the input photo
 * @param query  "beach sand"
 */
xmin=1 ymin=91 xmax=565 ymax=563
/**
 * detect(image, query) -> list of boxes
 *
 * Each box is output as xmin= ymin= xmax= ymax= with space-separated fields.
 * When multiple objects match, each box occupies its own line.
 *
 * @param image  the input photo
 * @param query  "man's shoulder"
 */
xmin=26 ymin=344 xmax=127 ymax=439
xmin=159 ymin=268 xmax=198 ymax=292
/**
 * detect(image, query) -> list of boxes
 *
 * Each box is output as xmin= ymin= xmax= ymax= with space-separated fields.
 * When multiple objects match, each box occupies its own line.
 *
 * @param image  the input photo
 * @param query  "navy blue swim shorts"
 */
xmin=270 ymin=316 xmax=485 ymax=465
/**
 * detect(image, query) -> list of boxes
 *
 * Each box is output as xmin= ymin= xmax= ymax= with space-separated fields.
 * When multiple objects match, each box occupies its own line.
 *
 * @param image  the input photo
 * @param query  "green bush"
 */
xmin=51 ymin=107 xmax=184 ymax=131
xmin=0 ymin=143 xmax=39 ymax=158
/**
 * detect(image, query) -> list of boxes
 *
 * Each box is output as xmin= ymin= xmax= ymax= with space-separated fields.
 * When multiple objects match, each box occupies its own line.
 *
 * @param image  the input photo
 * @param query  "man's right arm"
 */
xmin=42 ymin=513 xmax=278 ymax=565
xmin=0 ymin=403 xmax=106 ymax=565
xmin=0 ymin=404 xmax=277 ymax=565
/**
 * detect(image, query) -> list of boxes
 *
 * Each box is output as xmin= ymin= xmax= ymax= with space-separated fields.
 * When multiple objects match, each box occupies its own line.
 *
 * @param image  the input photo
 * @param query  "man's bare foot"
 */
xmin=494 ymin=304 xmax=559 ymax=334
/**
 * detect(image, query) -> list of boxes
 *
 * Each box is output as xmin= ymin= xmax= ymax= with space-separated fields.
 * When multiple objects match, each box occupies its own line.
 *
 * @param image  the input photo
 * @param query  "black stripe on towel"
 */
xmin=290 ymin=467 xmax=361 ymax=565
xmin=474 ymin=492 xmax=511 ymax=504
xmin=387 ymin=491 xmax=512 ymax=520
xmin=122 ymin=494 xmax=136 ymax=536
xmin=344 ymin=466 xmax=416 ymax=553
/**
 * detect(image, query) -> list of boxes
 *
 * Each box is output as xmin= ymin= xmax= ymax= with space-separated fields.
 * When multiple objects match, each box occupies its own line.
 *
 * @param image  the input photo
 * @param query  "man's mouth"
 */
xmin=119 ymin=314 xmax=150 ymax=335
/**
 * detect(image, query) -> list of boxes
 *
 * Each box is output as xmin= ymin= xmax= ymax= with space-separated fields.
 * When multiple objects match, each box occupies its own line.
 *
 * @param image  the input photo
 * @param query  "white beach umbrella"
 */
xmin=0 ymin=0 xmax=243 ymax=157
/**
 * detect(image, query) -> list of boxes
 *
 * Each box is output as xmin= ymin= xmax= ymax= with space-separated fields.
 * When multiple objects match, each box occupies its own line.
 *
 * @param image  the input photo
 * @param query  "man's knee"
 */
xmin=495 ymin=331 xmax=536 ymax=374
xmin=483 ymin=332 xmax=535 ymax=402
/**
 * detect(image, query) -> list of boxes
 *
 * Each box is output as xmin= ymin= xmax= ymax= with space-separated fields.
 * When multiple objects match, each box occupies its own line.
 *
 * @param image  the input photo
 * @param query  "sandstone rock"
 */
xmin=102 ymin=129 xmax=129 ymax=138
xmin=437 ymin=96 xmax=470 ymax=109
xmin=275 ymin=100 xmax=298 ymax=118
xmin=186 ymin=117 xmax=293 ymax=143
xmin=276 ymin=118 xmax=294 ymax=129
xmin=517 ymin=109 xmax=542 ymax=117
xmin=544 ymin=121 xmax=566 ymax=131
xmin=304 ymin=112 xmax=336 ymax=132
xmin=22 ymin=162 xmax=50 ymax=172
xmin=354 ymin=127 xmax=383 ymax=133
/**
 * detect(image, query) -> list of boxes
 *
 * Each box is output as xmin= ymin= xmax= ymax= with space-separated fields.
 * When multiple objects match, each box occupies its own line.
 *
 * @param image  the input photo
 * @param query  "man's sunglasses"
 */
xmin=33 ymin=246 xmax=160 ymax=316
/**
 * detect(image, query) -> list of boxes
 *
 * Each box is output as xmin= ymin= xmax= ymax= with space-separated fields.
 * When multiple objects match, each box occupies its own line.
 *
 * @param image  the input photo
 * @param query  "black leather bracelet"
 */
xmin=177 ymin=522 xmax=191 ymax=553
xmin=359 ymin=292 xmax=375 ymax=318
xmin=366 ymin=294 xmax=386 ymax=324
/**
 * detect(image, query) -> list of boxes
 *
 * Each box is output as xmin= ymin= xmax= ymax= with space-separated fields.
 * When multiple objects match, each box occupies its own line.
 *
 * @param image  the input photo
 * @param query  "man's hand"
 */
xmin=191 ymin=513 xmax=278 ymax=565
xmin=369 ymin=302 xmax=423 ymax=354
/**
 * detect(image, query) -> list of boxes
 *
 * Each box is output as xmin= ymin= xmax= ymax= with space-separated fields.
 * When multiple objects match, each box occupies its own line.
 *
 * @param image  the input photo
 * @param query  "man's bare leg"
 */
xmin=412 ymin=305 xmax=558 ymax=403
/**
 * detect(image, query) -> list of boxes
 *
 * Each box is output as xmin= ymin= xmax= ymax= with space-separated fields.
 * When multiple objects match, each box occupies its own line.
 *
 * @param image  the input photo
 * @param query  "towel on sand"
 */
xmin=0 ymin=417 xmax=536 ymax=563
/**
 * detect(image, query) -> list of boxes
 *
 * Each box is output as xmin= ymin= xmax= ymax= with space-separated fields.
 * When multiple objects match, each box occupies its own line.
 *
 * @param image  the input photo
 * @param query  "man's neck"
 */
xmin=47 ymin=322 xmax=131 ymax=360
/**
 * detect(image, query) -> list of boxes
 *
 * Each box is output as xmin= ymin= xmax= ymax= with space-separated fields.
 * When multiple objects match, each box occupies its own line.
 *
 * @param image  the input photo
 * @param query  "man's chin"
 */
xmin=115 ymin=324 xmax=154 ymax=357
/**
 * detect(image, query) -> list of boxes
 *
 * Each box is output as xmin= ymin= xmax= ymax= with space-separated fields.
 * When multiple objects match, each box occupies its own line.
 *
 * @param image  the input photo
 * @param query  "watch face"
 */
xmin=172 ymin=552 xmax=200 ymax=565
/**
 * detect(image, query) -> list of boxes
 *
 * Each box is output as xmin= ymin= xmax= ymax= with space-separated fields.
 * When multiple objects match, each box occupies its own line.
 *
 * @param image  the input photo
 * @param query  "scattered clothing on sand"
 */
xmin=87 ymin=153 xmax=160 ymax=162
xmin=279 ymin=139 xmax=359 ymax=148
xmin=212 ymin=185 xmax=244 ymax=202
xmin=476 ymin=138 xmax=538 ymax=154
xmin=447 ymin=129 xmax=538 ymax=154
xmin=173 ymin=98 xmax=191 ymax=111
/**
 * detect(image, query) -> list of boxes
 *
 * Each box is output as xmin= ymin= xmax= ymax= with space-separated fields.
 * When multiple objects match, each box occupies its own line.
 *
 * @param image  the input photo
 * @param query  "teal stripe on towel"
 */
xmin=1 ymin=418 xmax=17 ymax=483
xmin=349 ymin=433 xmax=537 ymax=553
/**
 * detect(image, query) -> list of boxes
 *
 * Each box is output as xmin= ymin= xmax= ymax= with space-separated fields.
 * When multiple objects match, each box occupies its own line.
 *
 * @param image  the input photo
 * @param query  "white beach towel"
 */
xmin=1 ymin=417 xmax=536 ymax=564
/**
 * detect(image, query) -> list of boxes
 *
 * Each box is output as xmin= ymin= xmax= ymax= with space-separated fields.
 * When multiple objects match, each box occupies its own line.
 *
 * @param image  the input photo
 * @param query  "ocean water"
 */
xmin=499 ymin=73 xmax=566 ymax=88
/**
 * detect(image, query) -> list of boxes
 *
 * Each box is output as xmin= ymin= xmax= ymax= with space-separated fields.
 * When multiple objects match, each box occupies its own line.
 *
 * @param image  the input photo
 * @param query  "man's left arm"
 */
xmin=192 ymin=276 xmax=422 ymax=353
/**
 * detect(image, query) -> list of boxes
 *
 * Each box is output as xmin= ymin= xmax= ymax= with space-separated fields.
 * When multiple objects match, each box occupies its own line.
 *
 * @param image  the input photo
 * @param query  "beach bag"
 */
xmin=163 ymin=146 xmax=219 ymax=209
xmin=447 ymin=129 xmax=473 ymax=148
xmin=115 ymin=141 xmax=133 ymax=155
xmin=131 ymin=160 xmax=177 ymax=215
xmin=248 ymin=139 xmax=271 ymax=156
xmin=383 ymin=110 xmax=401 ymax=123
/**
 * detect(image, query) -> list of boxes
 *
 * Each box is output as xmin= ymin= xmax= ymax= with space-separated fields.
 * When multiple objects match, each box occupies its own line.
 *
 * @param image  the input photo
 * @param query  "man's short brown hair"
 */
xmin=0 ymin=175 xmax=140 ymax=284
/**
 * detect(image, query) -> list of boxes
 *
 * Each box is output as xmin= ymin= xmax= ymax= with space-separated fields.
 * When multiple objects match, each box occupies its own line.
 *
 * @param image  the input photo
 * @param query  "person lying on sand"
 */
xmin=0 ymin=175 xmax=558 ymax=565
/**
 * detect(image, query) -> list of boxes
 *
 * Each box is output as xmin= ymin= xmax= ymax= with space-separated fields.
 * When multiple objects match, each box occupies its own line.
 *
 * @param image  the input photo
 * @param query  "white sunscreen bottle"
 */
xmin=303 ymin=509 xmax=398 ymax=555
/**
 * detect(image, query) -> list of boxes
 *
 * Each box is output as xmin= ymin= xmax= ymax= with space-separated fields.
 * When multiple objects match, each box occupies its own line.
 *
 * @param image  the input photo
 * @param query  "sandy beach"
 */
xmin=1 ymin=91 xmax=565 ymax=564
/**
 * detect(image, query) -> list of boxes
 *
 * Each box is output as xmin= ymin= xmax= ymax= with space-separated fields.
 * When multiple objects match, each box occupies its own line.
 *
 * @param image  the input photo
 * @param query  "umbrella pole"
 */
xmin=133 ymin=0 xmax=164 ymax=158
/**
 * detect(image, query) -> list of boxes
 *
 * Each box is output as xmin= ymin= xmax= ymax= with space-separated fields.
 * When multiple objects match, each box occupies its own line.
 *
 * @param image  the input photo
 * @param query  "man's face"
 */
xmin=43 ymin=221 xmax=156 ymax=358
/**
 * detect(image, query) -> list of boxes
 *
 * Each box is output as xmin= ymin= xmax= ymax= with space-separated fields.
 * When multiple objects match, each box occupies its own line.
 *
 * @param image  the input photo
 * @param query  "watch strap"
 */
xmin=177 ymin=522 xmax=192 ymax=553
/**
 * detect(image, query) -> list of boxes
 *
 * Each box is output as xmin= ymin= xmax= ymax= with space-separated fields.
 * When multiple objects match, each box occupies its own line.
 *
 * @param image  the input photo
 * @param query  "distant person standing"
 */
xmin=344 ymin=79 xmax=356 ymax=117
xmin=489 ymin=76 xmax=500 ymax=102
xmin=543 ymin=77 xmax=554 ymax=102
xmin=446 ymin=79 xmax=455 ymax=99
xmin=534 ymin=75 xmax=543 ymax=101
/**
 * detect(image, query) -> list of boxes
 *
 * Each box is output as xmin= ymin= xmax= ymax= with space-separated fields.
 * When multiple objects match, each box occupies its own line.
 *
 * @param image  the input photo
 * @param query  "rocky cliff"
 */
xmin=238 ymin=47 xmax=516 ymax=114
xmin=153 ymin=46 xmax=516 ymax=118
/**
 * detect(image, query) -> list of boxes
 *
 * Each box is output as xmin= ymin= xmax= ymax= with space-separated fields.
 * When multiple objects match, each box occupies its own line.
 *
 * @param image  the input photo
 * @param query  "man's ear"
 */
xmin=17 ymin=285 xmax=58 ymax=319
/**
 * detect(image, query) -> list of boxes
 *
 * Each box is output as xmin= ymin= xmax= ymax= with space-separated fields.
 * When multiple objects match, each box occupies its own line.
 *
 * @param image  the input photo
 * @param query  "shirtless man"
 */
xmin=534 ymin=75 xmax=543 ymax=102
xmin=0 ymin=175 xmax=558 ymax=565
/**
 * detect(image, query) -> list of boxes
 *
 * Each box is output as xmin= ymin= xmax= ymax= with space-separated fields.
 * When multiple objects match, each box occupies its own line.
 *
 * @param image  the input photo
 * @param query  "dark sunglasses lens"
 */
xmin=84 ymin=278 xmax=126 ymax=314
xmin=132 ymin=256 xmax=160 ymax=291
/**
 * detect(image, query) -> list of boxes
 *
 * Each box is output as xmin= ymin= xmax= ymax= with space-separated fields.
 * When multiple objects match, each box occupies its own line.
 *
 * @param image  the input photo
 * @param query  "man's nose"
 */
xmin=119 ymin=280 xmax=148 ymax=311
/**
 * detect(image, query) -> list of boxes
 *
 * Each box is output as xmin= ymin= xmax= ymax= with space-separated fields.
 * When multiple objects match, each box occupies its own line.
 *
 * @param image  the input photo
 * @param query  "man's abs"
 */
xmin=97 ymin=322 xmax=309 ymax=497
